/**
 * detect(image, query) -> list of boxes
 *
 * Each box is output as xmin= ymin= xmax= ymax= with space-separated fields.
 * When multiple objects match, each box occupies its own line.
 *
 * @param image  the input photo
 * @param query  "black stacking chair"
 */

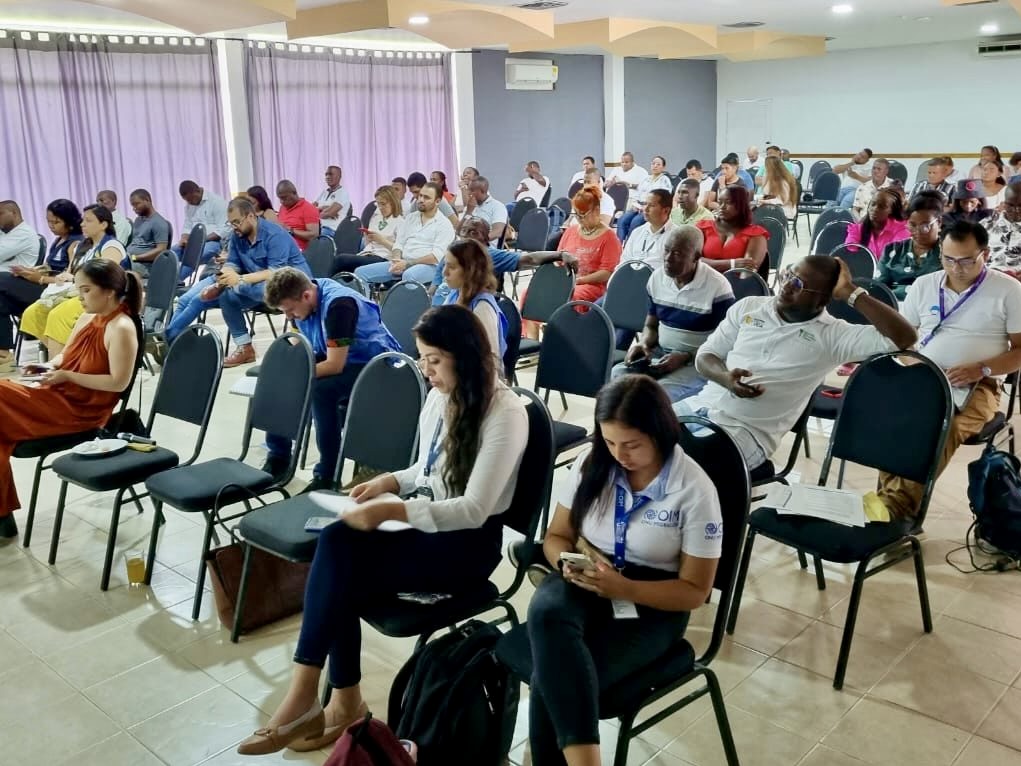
xmin=808 ymin=207 xmax=854 ymax=253
xmin=333 ymin=215 xmax=364 ymax=256
xmin=496 ymin=293 xmax=522 ymax=383
xmin=304 ymin=236 xmax=337 ymax=279
xmin=380 ymin=281 xmax=430 ymax=358
xmin=50 ymin=325 xmax=223 ymax=590
xmin=495 ymin=416 xmax=748 ymax=766
xmin=963 ymin=370 xmax=1019 ymax=453
xmin=606 ymin=184 xmax=629 ymax=215
xmin=516 ymin=263 xmax=575 ymax=365
xmin=757 ymin=214 xmax=788 ymax=285
xmin=829 ymin=244 xmax=876 ymax=281
xmin=887 ymin=161 xmax=909 ymax=186
xmin=514 ymin=208 xmax=551 ymax=253
xmin=806 ymin=160 xmax=832 ymax=191
xmin=568 ymin=181 xmax=584 ymax=199
xmin=360 ymin=201 xmax=377 ymax=228
xmin=508 ymin=198 xmax=536 ymax=234
xmin=724 ymin=268 xmax=771 ymax=300
xmin=176 ymin=223 xmax=206 ymax=292
xmin=798 ymin=171 xmax=840 ymax=235
xmin=728 ymin=351 xmax=953 ymax=689
xmin=332 ymin=271 xmax=371 ymax=298
xmin=142 ymin=332 xmax=316 ymax=619
xmin=812 ymin=220 xmax=851 ymax=256
xmin=231 ymin=351 xmax=426 ymax=642
xmin=602 ymin=262 xmax=653 ymax=363
xmin=550 ymin=197 xmax=572 ymax=217
xmin=141 ymin=250 xmax=180 ymax=367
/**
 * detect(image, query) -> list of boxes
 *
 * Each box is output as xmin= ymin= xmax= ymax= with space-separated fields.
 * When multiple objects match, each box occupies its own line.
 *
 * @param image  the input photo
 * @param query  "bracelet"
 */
xmin=730 ymin=259 xmax=736 ymax=269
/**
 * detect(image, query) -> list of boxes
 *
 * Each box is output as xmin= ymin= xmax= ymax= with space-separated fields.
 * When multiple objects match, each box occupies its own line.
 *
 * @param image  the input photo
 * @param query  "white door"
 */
xmin=724 ymin=98 xmax=773 ymax=156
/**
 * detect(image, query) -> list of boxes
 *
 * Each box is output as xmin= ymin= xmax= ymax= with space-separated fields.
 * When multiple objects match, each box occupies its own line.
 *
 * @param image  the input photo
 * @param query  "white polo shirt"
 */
xmin=515 ymin=175 xmax=550 ymax=203
xmin=559 ymin=444 xmax=723 ymax=571
xmin=606 ymin=165 xmax=649 ymax=206
xmin=648 ymin=262 xmax=734 ymax=352
xmin=687 ymin=297 xmax=897 ymax=457
xmin=469 ymin=195 xmax=509 ymax=244
xmin=0 ymin=221 xmax=40 ymax=271
xmin=904 ymin=268 xmax=1021 ymax=373
xmin=394 ymin=211 xmax=455 ymax=263
xmin=620 ymin=220 xmax=673 ymax=272
xmin=315 ymin=186 xmax=351 ymax=231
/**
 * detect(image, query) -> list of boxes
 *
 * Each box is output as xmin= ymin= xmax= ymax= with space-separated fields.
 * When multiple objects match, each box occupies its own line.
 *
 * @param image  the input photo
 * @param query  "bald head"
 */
xmin=276 ymin=180 xmax=299 ymax=207
xmin=0 ymin=200 xmax=22 ymax=233
xmin=469 ymin=177 xmax=491 ymax=204
xmin=457 ymin=216 xmax=491 ymax=246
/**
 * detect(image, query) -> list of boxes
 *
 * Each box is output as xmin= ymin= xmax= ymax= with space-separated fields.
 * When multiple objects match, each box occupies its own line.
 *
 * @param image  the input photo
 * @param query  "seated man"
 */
xmin=404 ymin=172 xmax=459 ymax=227
xmin=569 ymin=155 xmax=599 ymax=189
xmin=261 ymin=267 xmax=400 ymax=492
xmin=619 ymin=188 xmax=674 ymax=271
xmin=0 ymin=201 xmax=40 ymax=273
xmin=165 ymin=198 xmax=312 ymax=368
xmin=675 ymin=255 xmax=916 ymax=474
xmin=879 ymin=220 xmax=1021 ymax=519
xmin=315 ymin=165 xmax=351 ymax=238
xmin=833 ymin=148 xmax=874 ymax=208
xmin=173 ymin=180 xmax=230 ymax=279
xmin=276 ymin=180 xmax=321 ymax=252
xmin=754 ymin=145 xmax=798 ymax=188
xmin=508 ymin=160 xmax=550 ymax=215
xmin=671 ymin=178 xmax=714 ymax=226
xmin=743 ymin=145 xmax=760 ymax=173
xmin=614 ymin=225 xmax=735 ymax=402
xmin=461 ymin=177 xmax=507 ymax=244
xmin=908 ymin=156 xmax=955 ymax=204
xmin=96 ymin=190 xmax=131 ymax=245
xmin=851 ymin=159 xmax=892 ymax=222
xmin=125 ymin=189 xmax=171 ymax=276
xmin=355 ymin=182 xmax=454 ymax=285
xmin=983 ymin=181 xmax=1021 ymax=277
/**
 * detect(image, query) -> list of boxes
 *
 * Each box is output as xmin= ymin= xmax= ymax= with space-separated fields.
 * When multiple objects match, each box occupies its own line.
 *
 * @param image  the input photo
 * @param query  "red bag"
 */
xmin=326 ymin=713 xmax=417 ymax=766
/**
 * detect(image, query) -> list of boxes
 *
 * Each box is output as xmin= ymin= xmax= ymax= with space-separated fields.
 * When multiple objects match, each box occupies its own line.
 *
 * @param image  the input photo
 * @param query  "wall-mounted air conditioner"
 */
xmin=977 ymin=35 xmax=1021 ymax=57
xmin=505 ymin=58 xmax=558 ymax=91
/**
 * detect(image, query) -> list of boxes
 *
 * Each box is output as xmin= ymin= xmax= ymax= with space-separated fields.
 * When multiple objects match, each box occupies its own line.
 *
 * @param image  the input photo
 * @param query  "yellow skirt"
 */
xmin=19 ymin=298 xmax=85 ymax=345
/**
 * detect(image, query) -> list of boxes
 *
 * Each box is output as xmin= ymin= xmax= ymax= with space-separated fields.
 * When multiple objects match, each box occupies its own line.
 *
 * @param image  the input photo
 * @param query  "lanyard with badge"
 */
xmin=610 ymin=487 xmax=651 ymax=619
xmin=919 ymin=269 xmax=987 ymax=348
xmin=416 ymin=417 xmax=443 ymax=499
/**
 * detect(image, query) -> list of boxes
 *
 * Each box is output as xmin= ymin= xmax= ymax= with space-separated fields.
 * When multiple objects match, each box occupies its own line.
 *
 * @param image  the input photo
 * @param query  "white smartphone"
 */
xmin=559 ymin=552 xmax=596 ymax=571
xmin=303 ymin=515 xmax=337 ymax=532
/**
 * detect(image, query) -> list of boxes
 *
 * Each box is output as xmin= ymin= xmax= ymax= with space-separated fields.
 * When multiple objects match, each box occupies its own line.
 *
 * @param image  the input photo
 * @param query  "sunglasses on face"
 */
xmin=780 ymin=268 xmax=828 ymax=295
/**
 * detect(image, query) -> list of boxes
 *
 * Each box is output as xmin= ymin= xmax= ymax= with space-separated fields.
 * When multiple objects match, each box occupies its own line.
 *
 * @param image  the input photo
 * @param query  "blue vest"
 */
xmin=298 ymin=279 xmax=400 ymax=365
xmin=445 ymin=289 xmax=507 ymax=359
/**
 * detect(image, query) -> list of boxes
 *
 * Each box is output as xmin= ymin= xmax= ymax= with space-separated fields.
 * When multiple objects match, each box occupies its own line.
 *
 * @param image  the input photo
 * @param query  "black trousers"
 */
xmin=0 ymin=273 xmax=45 ymax=350
xmin=331 ymin=253 xmax=385 ymax=275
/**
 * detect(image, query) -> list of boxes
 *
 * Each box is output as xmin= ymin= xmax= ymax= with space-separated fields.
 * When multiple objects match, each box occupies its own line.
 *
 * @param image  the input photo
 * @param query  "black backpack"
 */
xmin=968 ymin=443 xmax=1021 ymax=559
xmin=386 ymin=620 xmax=519 ymax=766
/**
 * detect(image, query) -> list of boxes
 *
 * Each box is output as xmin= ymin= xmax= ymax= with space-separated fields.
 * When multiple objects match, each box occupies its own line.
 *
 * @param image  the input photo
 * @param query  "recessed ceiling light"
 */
xmin=981 ymin=22 xmax=1000 ymax=34
xmin=722 ymin=21 xmax=765 ymax=29
xmin=832 ymin=4 xmax=853 ymax=14
xmin=408 ymin=15 xmax=429 ymax=25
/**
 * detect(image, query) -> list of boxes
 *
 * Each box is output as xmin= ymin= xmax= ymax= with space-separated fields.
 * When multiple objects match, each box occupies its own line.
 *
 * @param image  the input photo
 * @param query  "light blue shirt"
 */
xmin=183 ymin=190 xmax=231 ymax=242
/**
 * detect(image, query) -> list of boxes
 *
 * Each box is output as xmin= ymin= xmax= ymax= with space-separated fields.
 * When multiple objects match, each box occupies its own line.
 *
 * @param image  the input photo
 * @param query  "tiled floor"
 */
xmin=5 ymin=230 xmax=1021 ymax=765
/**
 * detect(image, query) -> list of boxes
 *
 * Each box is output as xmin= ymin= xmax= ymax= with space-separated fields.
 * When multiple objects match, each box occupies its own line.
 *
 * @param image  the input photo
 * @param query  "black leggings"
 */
xmin=527 ymin=570 xmax=689 ymax=765
xmin=331 ymin=253 xmax=385 ymax=276
xmin=0 ymin=273 xmax=45 ymax=350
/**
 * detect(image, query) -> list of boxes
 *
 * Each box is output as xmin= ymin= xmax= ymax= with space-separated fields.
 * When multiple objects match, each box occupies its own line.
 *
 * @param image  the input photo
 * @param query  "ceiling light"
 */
xmin=981 ymin=22 xmax=1000 ymax=34
xmin=408 ymin=15 xmax=429 ymax=25
xmin=832 ymin=4 xmax=853 ymax=14
xmin=722 ymin=21 xmax=765 ymax=28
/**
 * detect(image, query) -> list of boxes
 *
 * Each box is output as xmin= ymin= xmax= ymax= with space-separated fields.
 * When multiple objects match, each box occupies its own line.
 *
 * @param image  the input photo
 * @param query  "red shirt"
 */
xmin=696 ymin=218 xmax=769 ymax=262
xmin=558 ymin=227 xmax=622 ymax=301
xmin=277 ymin=198 xmax=321 ymax=251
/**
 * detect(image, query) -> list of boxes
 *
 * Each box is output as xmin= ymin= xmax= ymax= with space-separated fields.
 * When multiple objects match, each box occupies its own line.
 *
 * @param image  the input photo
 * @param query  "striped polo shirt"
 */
xmin=648 ymin=261 xmax=735 ymax=352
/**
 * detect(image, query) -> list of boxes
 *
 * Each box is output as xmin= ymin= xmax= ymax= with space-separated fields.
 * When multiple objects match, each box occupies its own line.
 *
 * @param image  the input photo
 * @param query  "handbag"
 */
xmin=205 ymin=543 xmax=311 ymax=635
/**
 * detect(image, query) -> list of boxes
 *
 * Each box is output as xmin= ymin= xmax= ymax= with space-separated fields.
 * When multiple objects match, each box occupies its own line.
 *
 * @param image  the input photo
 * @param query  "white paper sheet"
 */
xmin=228 ymin=376 xmax=257 ymax=398
xmin=765 ymin=484 xmax=866 ymax=527
xmin=307 ymin=491 xmax=414 ymax=532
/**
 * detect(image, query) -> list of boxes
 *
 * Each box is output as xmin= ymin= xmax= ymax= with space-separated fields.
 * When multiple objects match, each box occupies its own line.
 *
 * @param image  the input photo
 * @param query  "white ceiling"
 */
xmin=2 ymin=0 xmax=1020 ymax=51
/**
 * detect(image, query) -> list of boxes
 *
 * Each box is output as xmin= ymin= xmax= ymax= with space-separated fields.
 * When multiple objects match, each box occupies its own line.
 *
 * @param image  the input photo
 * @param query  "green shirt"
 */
xmin=877 ymin=238 xmax=942 ymax=301
xmin=670 ymin=205 xmax=714 ymax=227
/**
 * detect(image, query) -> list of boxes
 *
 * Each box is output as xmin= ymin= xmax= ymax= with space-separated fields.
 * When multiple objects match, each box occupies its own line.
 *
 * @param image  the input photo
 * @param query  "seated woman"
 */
xmin=844 ymin=187 xmax=910 ymax=262
xmin=442 ymin=239 xmax=507 ymax=371
xmin=235 ymin=304 xmax=528 ymax=756
xmin=245 ymin=185 xmax=279 ymax=224
xmin=331 ymin=185 xmax=405 ymax=274
xmin=758 ymin=155 xmax=798 ymax=221
xmin=525 ymin=375 xmax=721 ymax=766
xmin=943 ymin=179 xmax=991 ymax=230
xmin=18 ymin=204 xmax=126 ymax=360
xmin=431 ymin=170 xmax=456 ymax=204
xmin=979 ymin=158 xmax=1007 ymax=210
xmin=969 ymin=145 xmax=1006 ymax=180
xmin=696 ymin=186 xmax=769 ymax=279
xmin=0 ymin=199 xmax=83 ymax=371
xmin=522 ymin=186 xmax=621 ymax=340
xmin=877 ymin=191 xmax=945 ymax=301
xmin=0 ymin=259 xmax=141 ymax=538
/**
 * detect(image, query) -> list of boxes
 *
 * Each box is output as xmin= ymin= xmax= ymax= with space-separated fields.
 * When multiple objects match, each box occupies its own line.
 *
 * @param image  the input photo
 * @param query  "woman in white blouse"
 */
xmin=330 ymin=185 xmax=405 ymax=274
xmin=525 ymin=374 xmax=721 ymax=766
xmin=237 ymin=304 xmax=528 ymax=756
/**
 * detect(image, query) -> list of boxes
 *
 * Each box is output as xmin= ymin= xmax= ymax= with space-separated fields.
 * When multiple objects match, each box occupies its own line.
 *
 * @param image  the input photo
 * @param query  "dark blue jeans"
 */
xmin=265 ymin=363 xmax=364 ymax=481
xmin=527 ymin=570 xmax=689 ymax=764
xmin=294 ymin=518 xmax=502 ymax=687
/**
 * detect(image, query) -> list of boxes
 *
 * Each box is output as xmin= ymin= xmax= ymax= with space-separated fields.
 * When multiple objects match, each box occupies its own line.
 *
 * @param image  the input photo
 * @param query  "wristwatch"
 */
xmin=846 ymin=286 xmax=867 ymax=307
xmin=981 ymin=365 xmax=993 ymax=378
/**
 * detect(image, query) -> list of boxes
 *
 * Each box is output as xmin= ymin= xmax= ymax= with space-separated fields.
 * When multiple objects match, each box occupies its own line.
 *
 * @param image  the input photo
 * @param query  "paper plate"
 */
xmin=72 ymin=438 xmax=128 ymax=459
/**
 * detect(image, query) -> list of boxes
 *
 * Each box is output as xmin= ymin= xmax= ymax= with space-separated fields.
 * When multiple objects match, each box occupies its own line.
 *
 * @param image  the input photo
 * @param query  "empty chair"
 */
xmin=333 ymin=215 xmax=363 ymax=256
xmin=567 ymin=181 xmax=583 ymax=199
xmin=753 ymin=204 xmax=787 ymax=227
xmin=915 ymin=160 xmax=932 ymax=184
xmin=141 ymin=250 xmax=180 ymax=356
xmin=887 ymin=161 xmax=909 ymax=186
xmin=602 ymin=262 xmax=654 ymax=361
xmin=303 ymin=236 xmax=337 ymax=279
xmin=606 ymin=184 xmax=629 ymax=214
xmin=550 ymin=196 xmax=572 ymax=217
xmin=724 ymin=268 xmax=771 ymax=299
xmin=757 ymin=214 xmax=788 ymax=281
xmin=332 ymin=271 xmax=370 ymax=298
xmin=829 ymin=243 xmax=877 ymax=280
xmin=807 ymin=160 xmax=832 ymax=191
xmin=812 ymin=220 xmax=851 ymax=256
xmin=514 ymin=208 xmax=551 ymax=253
xmin=798 ymin=171 xmax=841 ymax=235
xmin=508 ymin=197 xmax=537 ymax=234
xmin=380 ymin=281 xmax=430 ymax=358
xmin=809 ymin=207 xmax=855 ymax=252
xmin=516 ymin=262 xmax=576 ymax=363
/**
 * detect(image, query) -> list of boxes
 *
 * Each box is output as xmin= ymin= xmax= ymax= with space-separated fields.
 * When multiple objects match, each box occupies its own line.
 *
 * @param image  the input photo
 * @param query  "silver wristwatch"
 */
xmin=846 ymin=287 xmax=867 ymax=307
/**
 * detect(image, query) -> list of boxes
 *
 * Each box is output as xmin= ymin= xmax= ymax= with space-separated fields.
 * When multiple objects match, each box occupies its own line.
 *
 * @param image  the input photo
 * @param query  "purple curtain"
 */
xmin=245 ymin=44 xmax=457 ymax=218
xmin=0 ymin=33 xmax=229 ymax=237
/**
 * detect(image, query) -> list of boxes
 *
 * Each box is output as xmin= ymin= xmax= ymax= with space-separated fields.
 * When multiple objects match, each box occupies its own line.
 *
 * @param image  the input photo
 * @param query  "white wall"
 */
xmin=716 ymin=40 xmax=1020 ymax=179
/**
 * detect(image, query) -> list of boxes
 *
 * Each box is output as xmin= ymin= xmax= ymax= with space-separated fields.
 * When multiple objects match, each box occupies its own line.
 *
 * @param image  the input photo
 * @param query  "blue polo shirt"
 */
xmin=226 ymin=219 xmax=311 ymax=277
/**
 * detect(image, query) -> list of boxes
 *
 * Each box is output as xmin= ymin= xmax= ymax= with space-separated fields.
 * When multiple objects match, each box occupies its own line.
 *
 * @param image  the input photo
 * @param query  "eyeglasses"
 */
xmin=907 ymin=220 xmax=939 ymax=233
xmin=780 ymin=268 xmax=828 ymax=295
xmin=941 ymin=254 xmax=981 ymax=269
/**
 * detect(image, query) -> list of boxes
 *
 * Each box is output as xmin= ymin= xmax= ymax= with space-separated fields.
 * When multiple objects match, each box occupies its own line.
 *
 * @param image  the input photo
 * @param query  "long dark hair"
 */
xmin=246 ymin=185 xmax=275 ymax=213
xmin=82 ymin=203 xmax=117 ymax=242
xmin=79 ymin=259 xmax=143 ymax=317
xmin=447 ymin=240 xmax=497 ymax=307
xmin=570 ymin=376 xmax=680 ymax=531
xmin=858 ymin=187 xmax=905 ymax=247
xmin=720 ymin=184 xmax=753 ymax=229
xmin=47 ymin=199 xmax=83 ymax=236
xmin=413 ymin=305 xmax=496 ymax=497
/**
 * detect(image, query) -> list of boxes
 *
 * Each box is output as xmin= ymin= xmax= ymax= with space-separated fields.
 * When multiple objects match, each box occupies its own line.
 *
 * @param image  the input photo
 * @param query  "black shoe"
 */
xmin=259 ymin=456 xmax=290 ymax=484
xmin=0 ymin=514 xmax=18 ymax=540
xmin=301 ymin=476 xmax=336 ymax=494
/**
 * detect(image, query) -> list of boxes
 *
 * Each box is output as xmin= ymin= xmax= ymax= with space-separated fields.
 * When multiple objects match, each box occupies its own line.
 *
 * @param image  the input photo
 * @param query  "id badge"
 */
xmin=415 ymin=485 xmax=434 ymax=500
xmin=611 ymin=599 xmax=639 ymax=619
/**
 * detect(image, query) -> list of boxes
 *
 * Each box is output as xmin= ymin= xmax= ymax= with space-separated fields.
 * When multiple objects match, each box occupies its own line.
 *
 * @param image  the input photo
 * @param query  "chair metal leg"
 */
xmin=192 ymin=515 xmax=215 ymax=620
xmin=144 ymin=501 xmax=164 ymax=585
xmin=705 ymin=668 xmax=740 ymax=766
xmin=612 ymin=711 xmax=637 ymax=766
xmin=837 ymin=459 xmax=847 ymax=489
xmin=834 ymin=559 xmax=869 ymax=690
xmin=231 ymin=543 xmax=254 ymax=643
xmin=22 ymin=456 xmax=46 ymax=548
xmin=100 ymin=489 xmax=126 ymax=591
xmin=726 ymin=529 xmax=756 ymax=634
xmin=47 ymin=480 xmax=70 ymax=565
xmin=264 ymin=313 xmax=278 ymax=338
xmin=813 ymin=556 xmax=826 ymax=590
xmin=559 ymin=391 xmax=568 ymax=411
xmin=802 ymin=434 xmax=811 ymax=460
xmin=911 ymin=538 xmax=933 ymax=633
xmin=797 ymin=549 xmax=808 ymax=569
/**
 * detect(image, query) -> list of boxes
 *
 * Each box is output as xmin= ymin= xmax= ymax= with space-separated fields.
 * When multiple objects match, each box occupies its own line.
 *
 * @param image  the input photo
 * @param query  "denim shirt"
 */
xmin=226 ymin=219 xmax=311 ymax=276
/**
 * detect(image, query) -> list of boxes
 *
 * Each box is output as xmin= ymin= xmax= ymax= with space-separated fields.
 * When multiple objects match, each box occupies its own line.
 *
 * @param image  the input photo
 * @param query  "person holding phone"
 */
xmin=524 ymin=375 xmax=722 ymax=766
xmin=235 ymin=305 xmax=527 ymax=756
xmin=330 ymin=185 xmax=405 ymax=275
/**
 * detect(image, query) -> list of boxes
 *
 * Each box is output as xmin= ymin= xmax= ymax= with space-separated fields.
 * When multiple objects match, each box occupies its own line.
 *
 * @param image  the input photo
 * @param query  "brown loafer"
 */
xmin=224 ymin=344 xmax=256 ymax=368
xmin=289 ymin=701 xmax=369 ymax=752
xmin=236 ymin=703 xmax=325 ymax=756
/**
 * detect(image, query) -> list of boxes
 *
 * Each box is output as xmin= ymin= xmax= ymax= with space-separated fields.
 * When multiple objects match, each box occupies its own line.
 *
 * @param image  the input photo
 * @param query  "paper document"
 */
xmin=307 ymin=491 xmax=413 ymax=532
xmin=763 ymin=484 xmax=867 ymax=527
xmin=229 ymin=376 xmax=257 ymax=398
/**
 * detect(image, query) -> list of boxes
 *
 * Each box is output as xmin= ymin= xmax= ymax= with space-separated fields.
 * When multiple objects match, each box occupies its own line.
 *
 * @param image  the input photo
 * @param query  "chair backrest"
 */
xmin=304 ymin=236 xmax=337 ymax=278
xmin=519 ymin=262 xmax=575 ymax=323
xmin=915 ymin=160 xmax=932 ymax=184
xmin=603 ymin=261 xmax=653 ymax=333
xmin=822 ymin=351 xmax=952 ymax=523
xmin=509 ymin=198 xmax=537 ymax=231
xmin=150 ymin=324 xmax=223 ymax=462
xmin=792 ymin=159 xmax=805 ymax=180
xmin=758 ymin=215 xmax=787 ymax=274
xmin=606 ymin=184 xmax=629 ymax=213
xmin=515 ymin=208 xmax=551 ymax=252
xmin=380 ymin=281 xmax=431 ymax=358
xmin=535 ymin=301 xmax=614 ymax=397
xmin=332 ymin=270 xmax=370 ymax=298
xmin=333 ymin=215 xmax=363 ymax=255
xmin=676 ymin=415 xmax=750 ymax=665
xmin=245 ymin=333 xmax=316 ymax=463
xmin=808 ymin=160 xmax=832 ymax=190
xmin=753 ymin=204 xmax=787 ymax=226
xmin=495 ymin=293 xmax=522 ymax=381
xmin=550 ymin=197 xmax=572 ymax=216
xmin=142 ymin=250 xmax=180 ymax=334
xmin=567 ymin=181 xmax=583 ymax=199
xmin=810 ymin=171 xmax=841 ymax=202
xmin=498 ymin=387 xmax=556 ymax=539
xmin=888 ymin=161 xmax=909 ymax=186
xmin=539 ymin=186 xmax=552 ymax=208
xmin=179 ymin=223 xmax=207 ymax=279
xmin=829 ymin=243 xmax=876 ymax=280
xmin=824 ymin=277 xmax=897 ymax=324
xmin=724 ymin=268 xmax=771 ymax=299
xmin=35 ymin=235 xmax=46 ymax=266
xmin=812 ymin=220 xmax=851 ymax=256
xmin=339 ymin=351 xmax=426 ymax=473
xmin=810 ymin=208 xmax=854 ymax=248
xmin=360 ymin=201 xmax=377 ymax=228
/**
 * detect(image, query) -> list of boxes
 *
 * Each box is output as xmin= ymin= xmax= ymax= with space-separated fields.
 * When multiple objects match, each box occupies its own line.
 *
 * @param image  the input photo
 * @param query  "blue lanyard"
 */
xmin=613 ymin=487 xmax=653 ymax=569
xmin=423 ymin=417 xmax=443 ymax=478
xmin=920 ymin=269 xmax=987 ymax=348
